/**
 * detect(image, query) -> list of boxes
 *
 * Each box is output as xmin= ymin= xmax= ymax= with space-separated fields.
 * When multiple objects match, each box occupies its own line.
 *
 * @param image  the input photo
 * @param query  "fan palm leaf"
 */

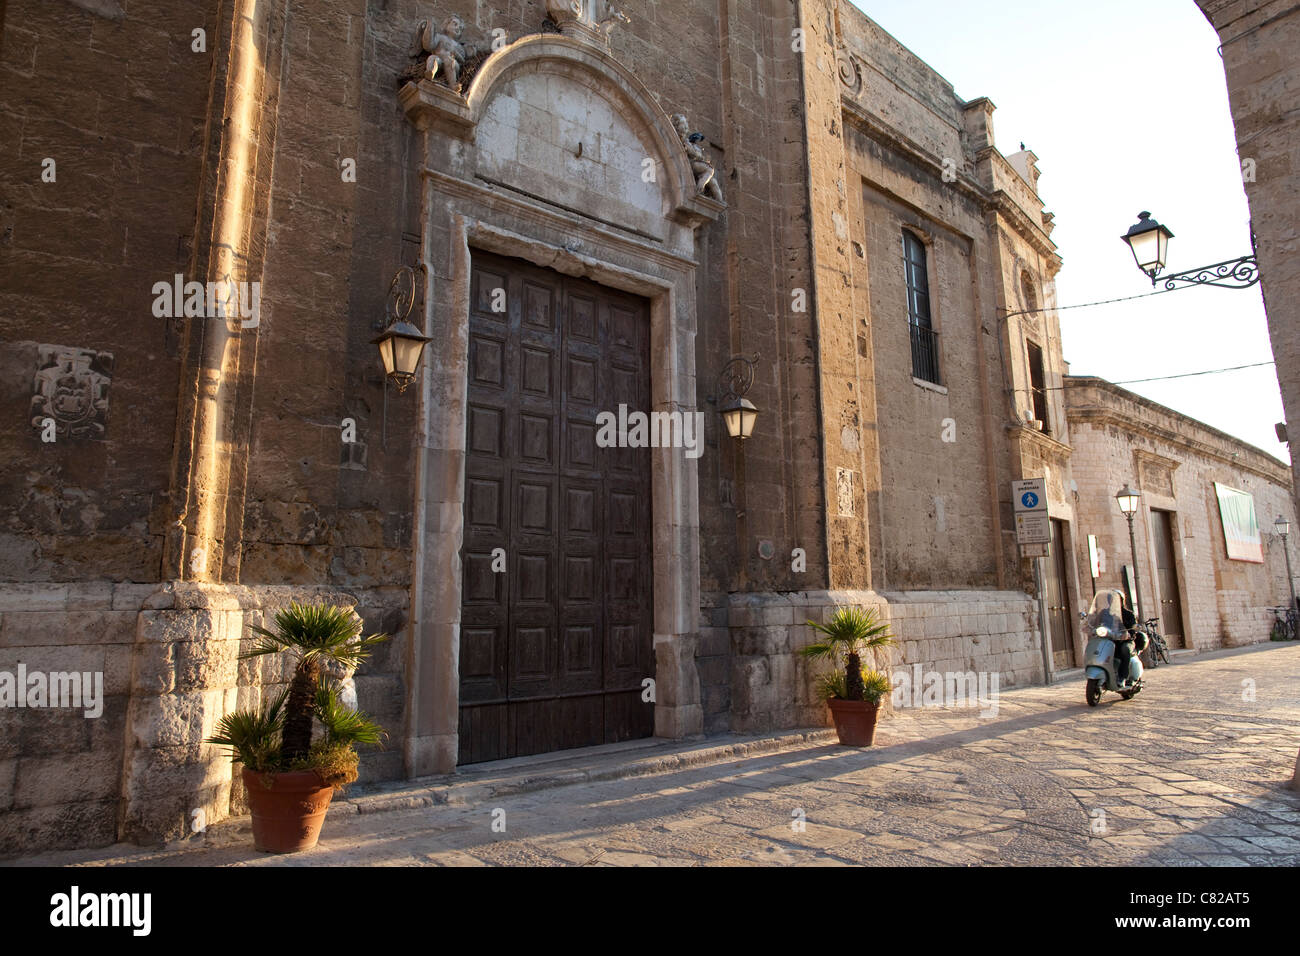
xmin=313 ymin=679 xmax=386 ymax=748
xmin=206 ymin=689 xmax=287 ymax=770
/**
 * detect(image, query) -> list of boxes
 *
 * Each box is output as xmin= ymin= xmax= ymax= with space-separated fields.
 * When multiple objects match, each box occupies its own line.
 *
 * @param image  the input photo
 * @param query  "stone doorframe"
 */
xmin=398 ymin=32 xmax=722 ymax=777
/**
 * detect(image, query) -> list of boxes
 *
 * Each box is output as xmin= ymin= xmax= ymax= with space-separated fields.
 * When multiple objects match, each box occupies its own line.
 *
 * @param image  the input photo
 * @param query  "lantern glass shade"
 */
xmin=1276 ymin=515 xmax=1290 ymax=536
xmin=1115 ymin=484 xmax=1141 ymax=515
xmin=721 ymin=397 xmax=758 ymax=439
xmin=376 ymin=336 xmax=396 ymax=376
xmin=371 ymin=320 xmax=432 ymax=392
xmin=1121 ymin=212 xmax=1173 ymax=278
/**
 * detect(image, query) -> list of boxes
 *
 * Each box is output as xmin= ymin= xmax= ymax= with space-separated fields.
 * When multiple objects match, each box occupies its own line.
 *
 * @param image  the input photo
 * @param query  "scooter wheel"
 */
xmin=1121 ymin=684 xmax=1142 ymax=700
xmin=1086 ymin=678 xmax=1101 ymax=707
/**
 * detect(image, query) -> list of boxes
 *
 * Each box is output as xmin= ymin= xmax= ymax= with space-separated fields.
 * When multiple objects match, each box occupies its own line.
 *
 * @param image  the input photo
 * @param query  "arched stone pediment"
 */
xmin=399 ymin=33 xmax=722 ymax=228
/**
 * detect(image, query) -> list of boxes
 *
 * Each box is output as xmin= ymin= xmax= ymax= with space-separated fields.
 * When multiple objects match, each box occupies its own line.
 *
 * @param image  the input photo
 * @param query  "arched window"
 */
xmin=904 ymin=231 xmax=940 ymax=384
xmin=1021 ymin=271 xmax=1039 ymax=316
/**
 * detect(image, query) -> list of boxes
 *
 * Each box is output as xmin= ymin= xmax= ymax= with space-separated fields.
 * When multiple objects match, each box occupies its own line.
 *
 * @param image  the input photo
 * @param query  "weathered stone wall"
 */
xmin=0 ymin=0 xmax=219 ymax=581
xmin=1195 ymin=0 xmax=1300 ymax=514
xmin=1066 ymin=377 xmax=1296 ymax=654
xmin=0 ymin=581 xmax=404 ymax=856
xmin=722 ymin=588 xmax=1042 ymax=734
xmin=0 ymin=584 xmax=149 ymax=854
xmin=835 ymin=2 xmax=1069 ymax=598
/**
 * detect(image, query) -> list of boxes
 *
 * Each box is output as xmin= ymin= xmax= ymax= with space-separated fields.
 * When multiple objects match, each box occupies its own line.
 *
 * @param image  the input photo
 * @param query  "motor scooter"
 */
xmin=1081 ymin=589 xmax=1147 ymax=707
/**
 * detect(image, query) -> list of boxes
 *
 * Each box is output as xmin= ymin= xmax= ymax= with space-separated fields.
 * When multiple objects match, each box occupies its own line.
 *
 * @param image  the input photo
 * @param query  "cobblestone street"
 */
xmin=15 ymin=643 xmax=1300 ymax=868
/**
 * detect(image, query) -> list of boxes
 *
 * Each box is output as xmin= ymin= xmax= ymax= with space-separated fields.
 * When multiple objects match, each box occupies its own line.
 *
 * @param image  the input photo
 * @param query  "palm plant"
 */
xmin=206 ymin=602 xmax=388 ymax=787
xmin=799 ymin=606 xmax=895 ymax=702
xmin=241 ymin=602 xmax=388 ymax=763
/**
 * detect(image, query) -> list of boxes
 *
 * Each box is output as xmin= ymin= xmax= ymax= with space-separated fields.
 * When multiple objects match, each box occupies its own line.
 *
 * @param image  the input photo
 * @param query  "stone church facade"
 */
xmin=0 ymin=0 xmax=1146 ymax=854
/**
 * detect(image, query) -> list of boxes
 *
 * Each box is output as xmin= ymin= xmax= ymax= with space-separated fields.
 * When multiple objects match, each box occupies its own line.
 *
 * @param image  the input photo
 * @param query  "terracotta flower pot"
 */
xmin=827 ymin=698 xmax=881 ymax=746
xmin=241 ymin=767 xmax=336 ymax=853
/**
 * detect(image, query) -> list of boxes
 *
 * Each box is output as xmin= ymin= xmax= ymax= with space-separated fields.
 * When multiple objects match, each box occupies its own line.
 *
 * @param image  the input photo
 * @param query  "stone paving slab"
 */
xmin=7 ymin=643 xmax=1300 ymax=867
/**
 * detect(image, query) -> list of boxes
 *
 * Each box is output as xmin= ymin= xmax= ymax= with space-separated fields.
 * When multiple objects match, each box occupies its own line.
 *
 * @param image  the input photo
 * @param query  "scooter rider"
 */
xmin=1113 ymin=593 xmax=1139 ymax=676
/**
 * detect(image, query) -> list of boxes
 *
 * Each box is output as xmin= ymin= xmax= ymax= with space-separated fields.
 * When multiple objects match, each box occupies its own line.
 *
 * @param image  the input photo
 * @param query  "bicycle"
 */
xmin=1269 ymin=605 xmax=1299 ymax=642
xmin=1139 ymin=617 xmax=1171 ymax=667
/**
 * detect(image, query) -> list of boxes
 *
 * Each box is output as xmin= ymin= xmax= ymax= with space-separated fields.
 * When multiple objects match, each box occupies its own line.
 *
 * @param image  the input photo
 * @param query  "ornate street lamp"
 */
xmin=1276 ymin=515 xmax=1297 ymax=610
xmin=717 ymin=355 xmax=759 ymax=439
xmin=1116 ymin=484 xmax=1146 ymax=624
xmin=1121 ymin=211 xmax=1259 ymax=289
xmin=372 ymin=266 xmax=432 ymax=393
xmin=1121 ymin=212 xmax=1173 ymax=280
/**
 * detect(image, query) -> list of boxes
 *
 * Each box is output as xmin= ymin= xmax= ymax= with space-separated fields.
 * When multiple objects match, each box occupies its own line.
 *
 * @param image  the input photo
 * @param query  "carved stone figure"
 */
xmin=544 ymin=0 xmax=627 ymax=46
xmin=406 ymin=14 xmax=479 ymax=91
xmin=672 ymin=114 xmax=723 ymax=202
xmin=546 ymin=0 xmax=583 ymax=21
xmin=30 ymin=345 xmax=113 ymax=441
xmin=597 ymin=1 xmax=629 ymax=43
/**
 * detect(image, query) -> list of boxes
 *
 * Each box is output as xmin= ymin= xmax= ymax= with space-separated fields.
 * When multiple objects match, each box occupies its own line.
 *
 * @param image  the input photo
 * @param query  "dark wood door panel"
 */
xmin=1151 ymin=510 xmax=1186 ymax=647
xmin=458 ymin=250 xmax=653 ymax=765
xmin=1047 ymin=518 xmax=1075 ymax=668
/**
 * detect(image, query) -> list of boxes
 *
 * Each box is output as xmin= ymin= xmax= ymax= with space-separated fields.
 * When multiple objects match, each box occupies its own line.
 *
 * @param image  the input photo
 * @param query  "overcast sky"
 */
xmin=848 ymin=0 xmax=1288 ymax=466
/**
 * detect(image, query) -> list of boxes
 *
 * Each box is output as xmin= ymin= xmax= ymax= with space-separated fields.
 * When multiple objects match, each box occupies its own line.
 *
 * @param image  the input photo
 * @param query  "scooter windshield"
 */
xmin=1086 ymin=589 xmax=1126 ymax=635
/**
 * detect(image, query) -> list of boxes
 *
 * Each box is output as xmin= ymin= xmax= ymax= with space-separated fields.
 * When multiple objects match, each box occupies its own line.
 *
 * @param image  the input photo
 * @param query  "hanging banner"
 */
xmin=1214 ymin=482 xmax=1264 ymax=563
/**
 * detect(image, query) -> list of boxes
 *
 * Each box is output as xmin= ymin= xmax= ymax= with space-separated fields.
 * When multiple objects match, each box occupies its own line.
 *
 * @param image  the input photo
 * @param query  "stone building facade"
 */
xmin=1065 ymin=377 xmax=1296 ymax=661
xmin=1195 ymin=0 xmax=1300 ymax=512
xmin=0 ymin=0 xmax=1103 ymax=854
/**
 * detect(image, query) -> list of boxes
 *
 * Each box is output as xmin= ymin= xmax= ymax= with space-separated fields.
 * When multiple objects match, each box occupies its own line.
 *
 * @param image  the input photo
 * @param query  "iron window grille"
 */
xmin=904 ymin=231 xmax=941 ymax=385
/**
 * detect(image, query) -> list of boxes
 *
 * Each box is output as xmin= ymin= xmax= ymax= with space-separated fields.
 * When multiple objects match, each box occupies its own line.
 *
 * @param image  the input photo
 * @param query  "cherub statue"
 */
xmin=672 ymin=114 xmax=723 ymax=202
xmin=413 ymin=14 xmax=478 ymax=91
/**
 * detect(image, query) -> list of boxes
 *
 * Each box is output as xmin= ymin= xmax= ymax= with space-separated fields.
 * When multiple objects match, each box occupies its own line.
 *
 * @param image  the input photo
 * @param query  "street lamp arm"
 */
xmin=1152 ymin=254 xmax=1259 ymax=290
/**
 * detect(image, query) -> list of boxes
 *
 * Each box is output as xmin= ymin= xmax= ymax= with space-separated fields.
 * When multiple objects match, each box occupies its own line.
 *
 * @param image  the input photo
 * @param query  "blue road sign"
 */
xmin=1021 ymin=492 xmax=1039 ymax=509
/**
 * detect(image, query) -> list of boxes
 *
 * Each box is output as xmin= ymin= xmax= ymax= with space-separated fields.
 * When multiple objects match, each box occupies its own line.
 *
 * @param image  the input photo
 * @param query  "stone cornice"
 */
xmin=988 ymin=188 xmax=1060 ymax=264
xmin=1006 ymin=421 xmax=1073 ymax=460
xmin=1133 ymin=447 xmax=1182 ymax=472
xmin=1064 ymin=376 xmax=1291 ymax=484
xmin=840 ymin=99 xmax=1059 ymax=261
xmin=840 ymin=97 xmax=986 ymax=208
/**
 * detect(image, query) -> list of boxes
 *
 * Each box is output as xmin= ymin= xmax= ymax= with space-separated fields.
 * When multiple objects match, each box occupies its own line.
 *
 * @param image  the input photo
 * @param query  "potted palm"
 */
xmin=799 ymin=606 xmax=896 ymax=746
xmin=206 ymin=601 xmax=388 ymax=853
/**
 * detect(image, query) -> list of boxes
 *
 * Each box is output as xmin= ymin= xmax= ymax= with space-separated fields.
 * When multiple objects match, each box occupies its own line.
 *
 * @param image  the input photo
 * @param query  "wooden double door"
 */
xmin=457 ymin=251 xmax=654 ymax=765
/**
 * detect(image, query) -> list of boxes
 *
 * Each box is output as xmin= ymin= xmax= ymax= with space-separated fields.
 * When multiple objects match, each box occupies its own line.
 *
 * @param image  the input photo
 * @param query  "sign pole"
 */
xmin=1034 ymin=556 xmax=1054 ymax=684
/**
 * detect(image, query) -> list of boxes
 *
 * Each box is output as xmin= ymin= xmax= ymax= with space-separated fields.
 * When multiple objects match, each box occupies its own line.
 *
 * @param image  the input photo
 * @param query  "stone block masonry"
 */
xmin=722 ymin=588 xmax=1042 ymax=734
xmin=0 ymin=582 xmax=406 ymax=856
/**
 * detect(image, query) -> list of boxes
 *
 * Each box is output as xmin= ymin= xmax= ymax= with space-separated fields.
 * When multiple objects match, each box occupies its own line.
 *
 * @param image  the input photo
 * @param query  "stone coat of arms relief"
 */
xmin=30 ymin=345 xmax=113 ymax=441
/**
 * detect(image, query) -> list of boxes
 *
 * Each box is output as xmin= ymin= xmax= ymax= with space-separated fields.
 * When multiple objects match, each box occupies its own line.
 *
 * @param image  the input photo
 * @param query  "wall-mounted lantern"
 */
xmin=717 ymin=355 xmax=759 ymax=439
xmin=1121 ymin=211 xmax=1259 ymax=289
xmin=1120 ymin=212 xmax=1173 ymax=281
xmin=372 ymin=265 xmax=432 ymax=393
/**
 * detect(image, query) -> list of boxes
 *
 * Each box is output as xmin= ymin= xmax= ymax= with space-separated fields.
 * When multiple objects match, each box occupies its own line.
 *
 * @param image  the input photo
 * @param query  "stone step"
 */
xmin=333 ymin=729 xmax=837 ymax=817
